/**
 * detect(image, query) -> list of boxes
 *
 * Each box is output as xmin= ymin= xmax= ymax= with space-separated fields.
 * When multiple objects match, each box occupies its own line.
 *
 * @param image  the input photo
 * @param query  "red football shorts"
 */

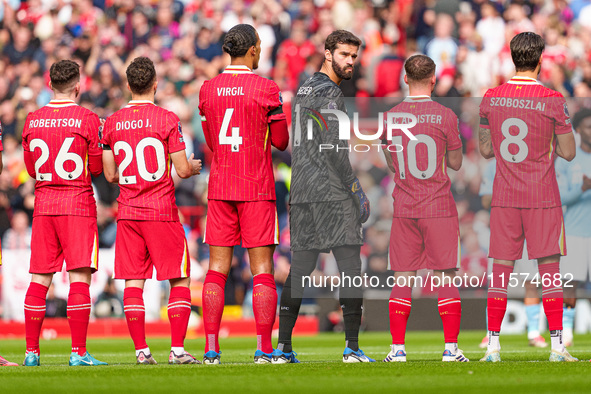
xmin=30 ymin=216 xmax=99 ymax=274
xmin=389 ymin=216 xmax=460 ymax=272
xmin=489 ymin=207 xmax=566 ymax=260
xmin=204 ymin=200 xmax=279 ymax=248
xmin=114 ymin=220 xmax=190 ymax=281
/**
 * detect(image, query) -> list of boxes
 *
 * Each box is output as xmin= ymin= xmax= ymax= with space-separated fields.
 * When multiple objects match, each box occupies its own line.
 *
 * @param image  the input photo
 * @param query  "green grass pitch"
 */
xmin=1 ymin=331 xmax=590 ymax=393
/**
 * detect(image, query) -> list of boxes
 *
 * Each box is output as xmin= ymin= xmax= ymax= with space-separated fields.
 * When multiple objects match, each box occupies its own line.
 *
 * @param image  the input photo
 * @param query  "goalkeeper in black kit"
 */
xmin=272 ymin=30 xmax=374 ymax=364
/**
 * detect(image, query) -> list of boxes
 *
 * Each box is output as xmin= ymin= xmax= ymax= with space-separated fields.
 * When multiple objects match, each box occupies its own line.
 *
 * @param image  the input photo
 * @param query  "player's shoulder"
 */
xmin=258 ymin=75 xmax=280 ymax=91
xmin=199 ymin=78 xmax=212 ymax=94
xmin=538 ymin=86 xmax=564 ymax=99
xmin=76 ymin=105 xmax=99 ymax=120
xmin=157 ymin=106 xmax=180 ymax=124
xmin=299 ymin=73 xmax=342 ymax=97
xmin=483 ymin=85 xmax=500 ymax=98
xmin=26 ymin=105 xmax=46 ymax=119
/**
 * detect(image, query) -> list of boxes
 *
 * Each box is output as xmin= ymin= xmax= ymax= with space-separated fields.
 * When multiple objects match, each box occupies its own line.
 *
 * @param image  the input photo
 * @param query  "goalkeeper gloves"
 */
xmin=348 ymin=177 xmax=370 ymax=223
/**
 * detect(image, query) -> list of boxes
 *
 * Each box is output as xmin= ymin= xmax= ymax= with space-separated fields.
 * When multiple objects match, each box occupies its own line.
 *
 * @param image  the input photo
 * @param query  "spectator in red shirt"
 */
xmin=274 ymin=20 xmax=316 ymax=92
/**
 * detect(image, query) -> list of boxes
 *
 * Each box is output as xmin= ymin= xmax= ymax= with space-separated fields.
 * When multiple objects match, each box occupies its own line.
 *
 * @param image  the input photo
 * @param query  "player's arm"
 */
xmin=324 ymin=98 xmax=370 ymax=223
xmin=200 ymin=115 xmax=214 ymax=151
xmin=100 ymin=118 xmax=117 ymax=183
xmin=270 ymin=119 xmax=289 ymax=151
xmin=478 ymin=95 xmax=494 ymax=159
xmin=21 ymin=117 xmax=35 ymax=178
xmin=445 ymin=111 xmax=463 ymax=170
xmin=479 ymin=159 xmax=495 ymax=210
xmin=170 ymin=151 xmax=202 ymax=179
xmin=24 ymin=151 xmax=36 ymax=178
xmin=554 ymin=98 xmax=576 ymax=161
xmin=478 ymin=126 xmax=494 ymax=159
xmin=0 ymin=152 xmax=3 ymax=174
xmin=198 ymin=83 xmax=214 ymax=151
xmin=481 ymin=194 xmax=492 ymax=210
xmin=382 ymin=148 xmax=396 ymax=173
xmin=555 ymin=132 xmax=576 ymax=161
xmin=446 ymin=147 xmax=463 ymax=170
xmin=266 ymin=84 xmax=289 ymax=151
xmin=168 ymin=114 xmax=202 ymax=178
xmin=87 ymin=115 xmax=103 ymax=176
xmin=102 ymin=149 xmax=119 ymax=184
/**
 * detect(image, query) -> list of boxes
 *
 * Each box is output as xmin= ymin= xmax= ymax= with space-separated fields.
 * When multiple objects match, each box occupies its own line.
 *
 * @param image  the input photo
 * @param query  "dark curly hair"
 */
xmin=511 ymin=32 xmax=545 ymax=72
xmin=126 ymin=57 xmax=156 ymax=95
xmin=222 ymin=24 xmax=258 ymax=58
xmin=49 ymin=60 xmax=80 ymax=92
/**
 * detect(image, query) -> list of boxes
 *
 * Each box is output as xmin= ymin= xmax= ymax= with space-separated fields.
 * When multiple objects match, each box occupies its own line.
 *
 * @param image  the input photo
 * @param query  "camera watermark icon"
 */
xmin=292 ymin=103 xmax=418 ymax=151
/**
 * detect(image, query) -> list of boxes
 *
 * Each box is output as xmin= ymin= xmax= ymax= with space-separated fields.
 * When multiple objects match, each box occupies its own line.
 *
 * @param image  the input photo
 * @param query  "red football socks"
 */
xmin=24 ymin=282 xmax=49 ymax=354
xmin=388 ymin=285 xmax=412 ymax=344
xmin=539 ymin=262 xmax=563 ymax=331
xmin=487 ymin=263 xmax=514 ymax=332
xmin=252 ymin=273 xmax=277 ymax=354
xmin=123 ymin=287 xmax=148 ymax=350
xmin=68 ymin=282 xmax=91 ymax=356
xmin=438 ymin=284 xmax=461 ymax=343
xmin=202 ymin=270 xmax=227 ymax=353
xmin=168 ymin=286 xmax=192 ymax=348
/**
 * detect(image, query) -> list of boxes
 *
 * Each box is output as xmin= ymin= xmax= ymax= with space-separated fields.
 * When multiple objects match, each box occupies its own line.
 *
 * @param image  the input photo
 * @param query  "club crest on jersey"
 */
xmin=178 ymin=121 xmax=184 ymax=143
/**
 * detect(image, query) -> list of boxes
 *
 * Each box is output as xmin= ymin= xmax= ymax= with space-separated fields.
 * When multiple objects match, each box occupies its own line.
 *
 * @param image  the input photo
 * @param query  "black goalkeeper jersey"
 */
xmin=290 ymin=72 xmax=356 ymax=204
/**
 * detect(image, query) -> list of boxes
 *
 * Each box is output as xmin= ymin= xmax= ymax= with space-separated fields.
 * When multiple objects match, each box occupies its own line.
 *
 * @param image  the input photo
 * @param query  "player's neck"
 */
xmin=320 ymin=63 xmax=342 ymax=86
xmin=130 ymin=93 xmax=154 ymax=103
xmin=52 ymin=93 xmax=76 ymax=102
xmin=407 ymin=89 xmax=431 ymax=97
xmin=581 ymin=140 xmax=591 ymax=154
xmin=229 ymin=58 xmax=254 ymax=71
xmin=513 ymin=71 xmax=538 ymax=80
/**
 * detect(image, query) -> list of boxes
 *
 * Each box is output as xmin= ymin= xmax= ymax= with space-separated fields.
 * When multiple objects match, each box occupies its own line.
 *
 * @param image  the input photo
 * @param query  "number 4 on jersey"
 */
xmin=219 ymin=108 xmax=242 ymax=152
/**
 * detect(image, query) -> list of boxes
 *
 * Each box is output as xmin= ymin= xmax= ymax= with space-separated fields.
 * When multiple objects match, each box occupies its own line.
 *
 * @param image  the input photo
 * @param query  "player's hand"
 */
xmin=189 ymin=153 xmax=202 ymax=175
xmin=582 ymin=175 xmax=591 ymax=192
xmin=348 ymin=177 xmax=370 ymax=223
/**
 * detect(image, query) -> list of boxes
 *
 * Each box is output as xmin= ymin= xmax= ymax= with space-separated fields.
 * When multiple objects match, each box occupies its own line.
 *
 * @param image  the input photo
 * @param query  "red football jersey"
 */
xmin=199 ymin=65 xmax=286 ymax=201
xmin=385 ymin=96 xmax=462 ymax=218
xmin=479 ymin=76 xmax=573 ymax=208
xmin=0 ymin=120 xmax=4 ymax=151
xmin=101 ymin=100 xmax=186 ymax=221
xmin=22 ymin=100 xmax=101 ymax=217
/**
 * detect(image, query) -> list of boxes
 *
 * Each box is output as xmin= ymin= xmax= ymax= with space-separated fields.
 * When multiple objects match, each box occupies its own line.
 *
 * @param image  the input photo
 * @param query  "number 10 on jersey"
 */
xmin=219 ymin=108 xmax=242 ymax=152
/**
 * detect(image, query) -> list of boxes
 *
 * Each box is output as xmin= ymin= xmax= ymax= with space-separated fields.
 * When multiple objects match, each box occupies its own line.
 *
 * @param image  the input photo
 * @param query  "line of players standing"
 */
xmin=1 ymin=25 xmax=590 ymax=367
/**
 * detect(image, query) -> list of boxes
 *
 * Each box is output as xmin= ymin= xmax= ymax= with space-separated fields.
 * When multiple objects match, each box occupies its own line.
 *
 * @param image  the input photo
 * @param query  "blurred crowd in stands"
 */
xmin=1 ymin=0 xmax=591 ymax=319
